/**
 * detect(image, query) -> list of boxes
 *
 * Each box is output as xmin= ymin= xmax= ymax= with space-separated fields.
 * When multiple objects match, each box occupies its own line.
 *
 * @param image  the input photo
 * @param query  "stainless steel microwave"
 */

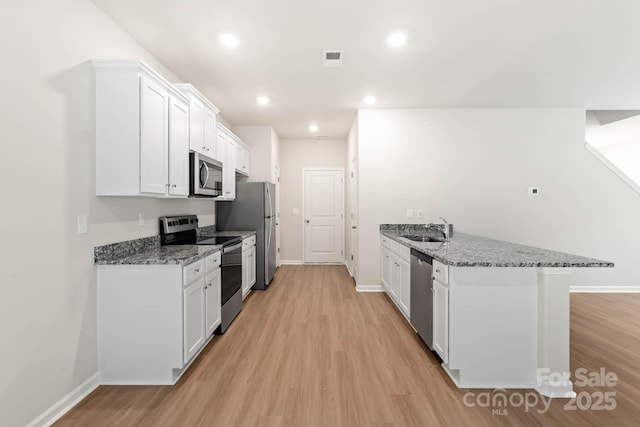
xmin=189 ymin=152 xmax=223 ymax=197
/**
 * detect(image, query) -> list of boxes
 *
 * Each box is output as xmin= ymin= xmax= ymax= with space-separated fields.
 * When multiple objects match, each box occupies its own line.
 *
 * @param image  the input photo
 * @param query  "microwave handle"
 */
xmin=200 ymin=162 xmax=210 ymax=188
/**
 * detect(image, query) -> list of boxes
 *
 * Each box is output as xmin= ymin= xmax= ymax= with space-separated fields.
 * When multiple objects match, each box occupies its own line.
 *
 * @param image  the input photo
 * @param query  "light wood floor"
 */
xmin=57 ymin=266 xmax=640 ymax=426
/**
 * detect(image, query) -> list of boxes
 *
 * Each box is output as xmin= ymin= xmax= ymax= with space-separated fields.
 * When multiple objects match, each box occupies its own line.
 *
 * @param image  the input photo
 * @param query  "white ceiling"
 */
xmin=92 ymin=0 xmax=640 ymax=139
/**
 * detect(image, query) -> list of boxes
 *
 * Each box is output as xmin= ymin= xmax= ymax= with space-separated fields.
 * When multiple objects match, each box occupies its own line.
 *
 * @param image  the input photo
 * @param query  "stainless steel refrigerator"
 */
xmin=216 ymin=182 xmax=276 ymax=290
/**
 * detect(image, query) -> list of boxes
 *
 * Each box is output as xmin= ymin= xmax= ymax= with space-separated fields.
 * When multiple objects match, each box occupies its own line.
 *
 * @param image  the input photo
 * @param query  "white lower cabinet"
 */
xmin=380 ymin=236 xmax=410 ymax=319
xmin=98 ymin=251 xmax=221 ymax=385
xmin=183 ymin=277 xmax=206 ymax=362
xmin=242 ymin=235 xmax=257 ymax=298
xmin=205 ymin=268 xmax=222 ymax=336
xmin=432 ymin=278 xmax=449 ymax=363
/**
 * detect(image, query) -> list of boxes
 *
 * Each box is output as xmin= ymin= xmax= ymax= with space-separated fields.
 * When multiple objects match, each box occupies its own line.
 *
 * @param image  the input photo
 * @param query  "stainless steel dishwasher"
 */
xmin=410 ymin=249 xmax=433 ymax=349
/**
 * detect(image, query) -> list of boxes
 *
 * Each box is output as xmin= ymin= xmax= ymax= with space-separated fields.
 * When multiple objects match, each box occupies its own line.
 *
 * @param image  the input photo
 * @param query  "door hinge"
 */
xmin=341 ymin=178 xmax=344 ymax=183
xmin=351 ymin=254 xmax=353 ymax=260
xmin=351 ymin=172 xmax=354 ymax=178
xmin=278 ymin=247 xmax=280 ymax=253
xmin=341 ymin=213 xmax=343 ymax=219
xmin=341 ymin=250 xmax=343 ymax=255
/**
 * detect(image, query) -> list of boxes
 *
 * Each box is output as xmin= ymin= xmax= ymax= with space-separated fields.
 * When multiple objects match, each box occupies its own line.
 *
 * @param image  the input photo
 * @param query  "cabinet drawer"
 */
xmin=433 ymin=260 xmax=449 ymax=285
xmin=205 ymin=251 xmax=221 ymax=272
xmin=183 ymin=259 xmax=205 ymax=285
xmin=242 ymin=235 xmax=256 ymax=248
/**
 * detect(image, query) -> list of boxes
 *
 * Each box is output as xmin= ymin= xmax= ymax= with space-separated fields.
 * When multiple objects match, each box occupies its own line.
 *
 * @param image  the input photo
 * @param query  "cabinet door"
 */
xmin=168 ymin=96 xmax=189 ymax=196
xmin=205 ymin=269 xmax=221 ymax=337
xmin=140 ymin=75 xmax=169 ymax=195
xmin=398 ymin=255 xmax=411 ymax=317
xmin=241 ymin=247 xmax=249 ymax=297
xmin=183 ymin=277 xmax=205 ymax=363
xmin=203 ymin=107 xmax=217 ymax=158
xmin=215 ymin=128 xmax=226 ymax=164
xmin=248 ymin=245 xmax=256 ymax=286
xmin=381 ymin=245 xmax=392 ymax=292
xmin=223 ymin=138 xmax=236 ymax=199
xmin=433 ymin=280 xmax=449 ymax=363
xmin=235 ymin=146 xmax=249 ymax=175
xmin=389 ymin=253 xmax=399 ymax=301
xmin=189 ymin=97 xmax=205 ymax=154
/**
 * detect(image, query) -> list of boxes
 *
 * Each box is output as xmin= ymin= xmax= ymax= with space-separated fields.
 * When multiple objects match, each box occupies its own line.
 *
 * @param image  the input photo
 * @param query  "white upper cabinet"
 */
xmin=217 ymin=124 xmax=243 ymax=200
xmin=174 ymin=84 xmax=220 ymax=160
xmin=94 ymin=60 xmax=190 ymax=197
xmin=168 ymin=95 xmax=190 ymax=196
xmin=235 ymin=142 xmax=250 ymax=176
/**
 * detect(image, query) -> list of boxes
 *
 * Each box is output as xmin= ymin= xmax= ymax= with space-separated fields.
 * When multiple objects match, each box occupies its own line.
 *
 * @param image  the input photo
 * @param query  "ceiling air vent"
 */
xmin=323 ymin=50 xmax=344 ymax=67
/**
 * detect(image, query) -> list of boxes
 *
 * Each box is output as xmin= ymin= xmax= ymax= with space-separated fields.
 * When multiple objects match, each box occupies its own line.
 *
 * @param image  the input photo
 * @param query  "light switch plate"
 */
xmin=77 ymin=215 xmax=87 ymax=234
xmin=138 ymin=213 xmax=145 ymax=226
xmin=406 ymin=209 xmax=414 ymax=219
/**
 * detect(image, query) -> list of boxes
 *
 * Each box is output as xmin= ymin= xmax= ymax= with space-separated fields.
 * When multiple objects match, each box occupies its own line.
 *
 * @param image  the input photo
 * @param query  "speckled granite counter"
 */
xmin=95 ymin=230 xmax=256 ymax=266
xmin=380 ymin=224 xmax=613 ymax=268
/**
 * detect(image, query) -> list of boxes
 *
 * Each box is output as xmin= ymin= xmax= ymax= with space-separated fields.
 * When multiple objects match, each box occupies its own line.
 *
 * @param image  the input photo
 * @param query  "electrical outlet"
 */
xmin=406 ymin=209 xmax=414 ymax=219
xmin=528 ymin=187 xmax=540 ymax=196
xmin=77 ymin=215 xmax=87 ymax=234
xmin=416 ymin=209 xmax=424 ymax=219
xmin=138 ymin=213 xmax=145 ymax=226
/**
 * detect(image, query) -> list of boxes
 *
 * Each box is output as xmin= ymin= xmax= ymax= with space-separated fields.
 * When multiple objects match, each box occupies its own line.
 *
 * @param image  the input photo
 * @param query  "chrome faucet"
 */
xmin=439 ymin=217 xmax=450 ymax=240
xmin=423 ymin=217 xmax=451 ymax=241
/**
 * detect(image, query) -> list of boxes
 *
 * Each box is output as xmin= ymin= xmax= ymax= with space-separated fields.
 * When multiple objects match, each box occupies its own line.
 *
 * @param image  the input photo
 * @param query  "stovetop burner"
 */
xmin=159 ymin=215 xmax=242 ymax=247
xmin=197 ymin=235 xmax=242 ymax=246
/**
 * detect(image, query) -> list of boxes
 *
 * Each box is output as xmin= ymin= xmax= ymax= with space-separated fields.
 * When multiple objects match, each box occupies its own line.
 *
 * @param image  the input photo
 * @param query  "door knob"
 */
xmin=305 ymin=220 xmax=310 ymax=223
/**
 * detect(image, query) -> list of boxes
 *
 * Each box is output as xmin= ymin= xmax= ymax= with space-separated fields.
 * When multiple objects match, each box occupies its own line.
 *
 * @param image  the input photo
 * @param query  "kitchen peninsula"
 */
xmin=380 ymin=224 xmax=614 ymax=398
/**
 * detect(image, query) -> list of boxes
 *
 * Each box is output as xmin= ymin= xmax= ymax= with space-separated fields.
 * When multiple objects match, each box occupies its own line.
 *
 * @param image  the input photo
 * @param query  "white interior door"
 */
xmin=350 ymin=156 xmax=358 ymax=279
xmin=303 ymin=169 xmax=344 ymax=263
xmin=274 ymin=165 xmax=281 ymax=267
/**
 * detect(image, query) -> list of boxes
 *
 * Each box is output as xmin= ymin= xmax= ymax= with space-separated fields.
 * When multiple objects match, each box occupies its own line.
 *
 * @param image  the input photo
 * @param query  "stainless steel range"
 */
xmin=160 ymin=215 xmax=243 ymax=333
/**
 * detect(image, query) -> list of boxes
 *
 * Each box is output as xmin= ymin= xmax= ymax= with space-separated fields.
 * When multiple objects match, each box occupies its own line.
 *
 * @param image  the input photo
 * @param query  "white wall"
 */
xmin=232 ymin=125 xmax=275 ymax=183
xmin=357 ymin=109 xmax=640 ymax=290
xmin=0 ymin=1 xmax=217 ymax=425
xmin=279 ymin=138 xmax=347 ymax=262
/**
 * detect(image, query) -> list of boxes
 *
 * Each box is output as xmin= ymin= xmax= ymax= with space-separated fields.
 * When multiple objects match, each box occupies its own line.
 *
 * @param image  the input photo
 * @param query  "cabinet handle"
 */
xmin=432 ymin=276 xmax=436 ymax=281
xmin=172 ymin=184 xmax=177 ymax=188
xmin=435 ymin=269 xmax=441 ymax=274
xmin=195 ymin=268 xmax=200 ymax=273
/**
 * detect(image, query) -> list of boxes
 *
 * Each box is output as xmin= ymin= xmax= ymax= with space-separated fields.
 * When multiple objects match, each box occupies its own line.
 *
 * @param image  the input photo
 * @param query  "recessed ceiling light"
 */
xmin=309 ymin=123 xmax=319 ymax=132
xmin=257 ymin=96 xmax=269 ymax=106
xmin=387 ymin=31 xmax=408 ymax=47
xmin=219 ymin=33 xmax=239 ymax=49
xmin=363 ymin=95 xmax=377 ymax=105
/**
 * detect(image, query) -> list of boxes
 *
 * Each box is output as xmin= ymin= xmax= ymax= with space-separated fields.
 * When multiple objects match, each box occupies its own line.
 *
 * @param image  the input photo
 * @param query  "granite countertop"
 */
xmin=95 ymin=229 xmax=256 ymax=266
xmin=380 ymin=225 xmax=614 ymax=268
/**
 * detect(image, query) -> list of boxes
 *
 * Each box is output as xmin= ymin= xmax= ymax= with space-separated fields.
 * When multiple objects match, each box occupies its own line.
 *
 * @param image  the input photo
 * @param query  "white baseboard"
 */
xmin=356 ymin=283 xmax=384 ymax=292
xmin=279 ymin=259 xmax=303 ymax=265
xmin=345 ymin=262 xmax=353 ymax=277
xmin=571 ymin=285 xmax=640 ymax=293
xmin=27 ymin=372 xmax=99 ymax=427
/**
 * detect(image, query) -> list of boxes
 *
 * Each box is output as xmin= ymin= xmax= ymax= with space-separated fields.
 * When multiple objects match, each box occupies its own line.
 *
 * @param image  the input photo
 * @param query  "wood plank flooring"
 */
xmin=57 ymin=266 xmax=640 ymax=426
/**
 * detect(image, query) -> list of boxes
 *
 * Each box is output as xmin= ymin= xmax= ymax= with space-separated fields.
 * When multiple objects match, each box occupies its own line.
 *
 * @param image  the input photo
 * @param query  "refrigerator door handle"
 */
xmin=266 ymin=216 xmax=272 ymax=251
xmin=266 ymin=183 xmax=273 ymax=219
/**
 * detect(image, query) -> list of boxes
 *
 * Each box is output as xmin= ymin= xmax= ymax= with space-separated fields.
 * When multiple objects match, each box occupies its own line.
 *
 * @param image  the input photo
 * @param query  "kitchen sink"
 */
xmin=401 ymin=235 xmax=445 ymax=243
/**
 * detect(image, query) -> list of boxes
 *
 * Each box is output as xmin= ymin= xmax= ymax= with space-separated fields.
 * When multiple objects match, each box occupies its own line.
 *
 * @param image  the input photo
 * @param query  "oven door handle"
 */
xmin=223 ymin=242 xmax=242 ymax=253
